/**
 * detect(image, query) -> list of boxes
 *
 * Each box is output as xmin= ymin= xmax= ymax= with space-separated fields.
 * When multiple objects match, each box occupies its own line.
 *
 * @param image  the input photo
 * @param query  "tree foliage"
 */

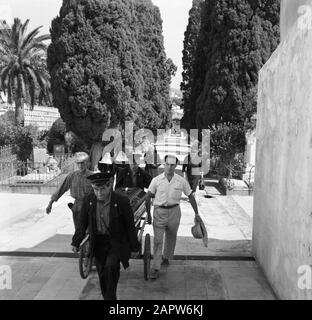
xmin=46 ymin=118 xmax=66 ymax=153
xmin=46 ymin=118 xmax=88 ymax=153
xmin=48 ymin=0 xmax=174 ymax=145
xmin=210 ymin=122 xmax=246 ymax=178
xmin=0 ymin=18 xmax=51 ymax=126
xmin=181 ymin=0 xmax=204 ymax=130
xmin=181 ymin=0 xmax=280 ymax=130
xmin=0 ymin=118 xmax=47 ymax=162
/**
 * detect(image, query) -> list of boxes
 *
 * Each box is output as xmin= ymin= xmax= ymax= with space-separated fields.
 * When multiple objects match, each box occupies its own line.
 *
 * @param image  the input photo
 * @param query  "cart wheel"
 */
xmin=79 ymin=239 xmax=92 ymax=279
xmin=143 ymin=234 xmax=151 ymax=280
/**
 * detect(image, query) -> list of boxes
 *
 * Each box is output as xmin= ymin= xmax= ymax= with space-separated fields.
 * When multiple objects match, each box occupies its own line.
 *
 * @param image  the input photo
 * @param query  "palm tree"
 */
xmin=0 ymin=18 xmax=51 ymax=126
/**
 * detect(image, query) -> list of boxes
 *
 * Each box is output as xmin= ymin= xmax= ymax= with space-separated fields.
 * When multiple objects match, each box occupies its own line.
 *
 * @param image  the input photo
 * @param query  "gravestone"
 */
xmin=242 ymin=130 xmax=256 ymax=186
xmin=32 ymin=148 xmax=48 ymax=168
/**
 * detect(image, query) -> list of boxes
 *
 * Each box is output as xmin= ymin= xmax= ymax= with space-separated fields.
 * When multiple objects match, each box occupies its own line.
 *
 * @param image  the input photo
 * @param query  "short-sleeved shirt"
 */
xmin=148 ymin=173 xmax=192 ymax=206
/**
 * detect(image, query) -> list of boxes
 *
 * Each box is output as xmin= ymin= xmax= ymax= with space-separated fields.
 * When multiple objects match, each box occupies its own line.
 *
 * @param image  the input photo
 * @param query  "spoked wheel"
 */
xmin=79 ymin=239 xmax=92 ymax=279
xmin=143 ymin=233 xmax=151 ymax=280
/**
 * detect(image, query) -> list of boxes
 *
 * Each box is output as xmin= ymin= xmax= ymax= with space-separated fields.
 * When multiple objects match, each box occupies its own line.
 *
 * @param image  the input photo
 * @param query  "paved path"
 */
xmin=85 ymin=259 xmax=276 ymax=300
xmin=0 ymin=257 xmax=275 ymax=300
xmin=0 ymin=194 xmax=74 ymax=252
xmin=0 ymin=184 xmax=275 ymax=300
xmin=0 ymin=256 xmax=87 ymax=300
xmin=0 ymin=187 xmax=252 ymax=256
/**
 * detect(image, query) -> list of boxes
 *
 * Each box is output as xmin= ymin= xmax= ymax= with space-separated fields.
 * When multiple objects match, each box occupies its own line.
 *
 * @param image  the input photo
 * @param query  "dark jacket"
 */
xmin=98 ymin=162 xmax=117 ymax=175
xmin=144 ymin=150 xmax=161 ymax=178
xmin=115 ymin=167 xmax=152 ymax=190
xmin=182 ymin=154 xmax=202 ymax=177
xmin=71 ymin=191 xmax=140 ymax=269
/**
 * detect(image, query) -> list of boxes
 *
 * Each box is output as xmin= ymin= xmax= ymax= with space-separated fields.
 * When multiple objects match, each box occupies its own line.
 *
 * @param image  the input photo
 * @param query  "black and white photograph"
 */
xmin=0 ymin=0 xmax=311 ymax=303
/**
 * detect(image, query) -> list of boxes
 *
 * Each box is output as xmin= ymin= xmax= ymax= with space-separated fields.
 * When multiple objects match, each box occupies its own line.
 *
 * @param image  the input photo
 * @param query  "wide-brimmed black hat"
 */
xmin=87 ymin=172 xmax=114 ymax=185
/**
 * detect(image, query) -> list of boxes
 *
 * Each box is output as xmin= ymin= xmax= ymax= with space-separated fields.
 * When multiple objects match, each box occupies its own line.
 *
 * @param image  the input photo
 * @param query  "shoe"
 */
xmin=149 ymin=269 xmax=159 ymax=280
xmin=161 ymin=258 xmax=170 ymax=266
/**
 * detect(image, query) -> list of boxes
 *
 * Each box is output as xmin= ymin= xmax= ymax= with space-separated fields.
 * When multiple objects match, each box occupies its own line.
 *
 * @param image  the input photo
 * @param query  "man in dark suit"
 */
xmin=115 ymin=152 xmax=152 ymax=190
xmin=97 ymin=152 xmax=117 ymax=175
xmin=71 ymin=172 xmax=140 ymax=300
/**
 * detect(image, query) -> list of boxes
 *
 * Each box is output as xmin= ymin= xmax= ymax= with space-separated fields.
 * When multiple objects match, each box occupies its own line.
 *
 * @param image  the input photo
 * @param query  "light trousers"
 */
xmin=152 ymin=206 xmax=181 ymax=270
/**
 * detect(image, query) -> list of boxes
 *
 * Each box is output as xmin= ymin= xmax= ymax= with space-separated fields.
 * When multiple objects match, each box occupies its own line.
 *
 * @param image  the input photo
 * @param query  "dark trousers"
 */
xmin=72 ymin=200 xmax=83 ymax=231
xmin=72 ymin=210 xmax=79 ymax=230
xmin=94 ymin=235 xmax=121 ymax=300
xmin=188 ymin=175 xmax=201 ymax=193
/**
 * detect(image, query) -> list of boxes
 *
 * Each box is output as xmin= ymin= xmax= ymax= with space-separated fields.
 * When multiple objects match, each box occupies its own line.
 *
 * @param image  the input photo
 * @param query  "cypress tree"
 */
xmin=48 ymin=0 xmax=175 ymax=145
xmin=181 ymin=0 xmax=280 ymax=130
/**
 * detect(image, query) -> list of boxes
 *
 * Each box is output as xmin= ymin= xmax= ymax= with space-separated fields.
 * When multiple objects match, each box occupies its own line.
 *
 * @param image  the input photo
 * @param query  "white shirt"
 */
xmin=148 ymin=173 xmax=192 ymax=206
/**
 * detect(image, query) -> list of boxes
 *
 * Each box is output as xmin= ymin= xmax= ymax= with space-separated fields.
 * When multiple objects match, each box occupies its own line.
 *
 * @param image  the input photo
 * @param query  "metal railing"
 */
xmin=47 ymin=153 xmax=76 ymax=170
xmin=0 ymin=158 xmax=76 ymax=187
xmin=0 ymin=145 xmax=15 ymax=162
xmin=247 ymin=166 xmax=255 ymax=186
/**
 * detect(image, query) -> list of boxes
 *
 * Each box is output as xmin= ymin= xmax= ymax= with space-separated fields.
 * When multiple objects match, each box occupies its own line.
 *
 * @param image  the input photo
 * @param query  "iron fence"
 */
xmin=48 ymin=153 xmax=75 ymax=168
xmin=0 ymin=158 xmax=76 ymax=187
xmin=0 ymin=145 xmax=16 ymax=162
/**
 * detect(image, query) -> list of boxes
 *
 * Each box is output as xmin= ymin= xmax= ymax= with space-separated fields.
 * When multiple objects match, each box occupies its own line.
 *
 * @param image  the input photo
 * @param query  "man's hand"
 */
xmin=145 ymin=191 xmax=153 ymax=224
xmin=131 ymin=251 xmax=140 ymax=259
xmin=46 ymin=202 xmax=53 ymax=215
xmin=72 ymin=246 xmax=79 ymax=253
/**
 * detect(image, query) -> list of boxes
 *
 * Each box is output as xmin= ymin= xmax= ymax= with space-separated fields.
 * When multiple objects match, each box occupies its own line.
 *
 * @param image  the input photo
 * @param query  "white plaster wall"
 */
xmin=253 ymin=25 xmax=312 ymax=299
xmin=280 ymin=0 xmax=312 ymax=42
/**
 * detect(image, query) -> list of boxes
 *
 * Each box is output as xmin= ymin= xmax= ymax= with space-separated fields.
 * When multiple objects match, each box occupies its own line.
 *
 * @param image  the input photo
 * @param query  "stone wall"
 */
xmin=253 ymin=21 xmax=312 ymax=299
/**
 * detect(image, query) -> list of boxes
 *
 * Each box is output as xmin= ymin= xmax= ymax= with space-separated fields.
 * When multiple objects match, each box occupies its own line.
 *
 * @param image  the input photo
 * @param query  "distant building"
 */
xmin=171 ymin=105 xmax=183 ymax=135
xmin=169 ymin=88 xmax=183 ymax=135
xmin=0 ymin=102 xmax=60 ymax=131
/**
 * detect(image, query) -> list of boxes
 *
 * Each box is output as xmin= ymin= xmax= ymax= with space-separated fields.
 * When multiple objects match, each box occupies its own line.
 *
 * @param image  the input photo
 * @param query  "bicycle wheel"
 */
xmin=79 ymin=239 xmax=92 ymax=279
xmin=143 ymin=233 xmax=151 ymax=280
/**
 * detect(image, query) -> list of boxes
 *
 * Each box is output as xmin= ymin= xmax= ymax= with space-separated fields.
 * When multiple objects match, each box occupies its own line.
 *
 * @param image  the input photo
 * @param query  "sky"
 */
xmin=0 ymin=0 xmax=193 ymax=90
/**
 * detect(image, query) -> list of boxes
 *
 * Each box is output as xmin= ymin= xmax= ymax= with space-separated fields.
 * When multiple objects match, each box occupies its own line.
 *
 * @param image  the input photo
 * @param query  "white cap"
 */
xmin=115 ymin=151 xmax=129 ymax=163
xmin=99 ymin=152 xmax=112 ymax=164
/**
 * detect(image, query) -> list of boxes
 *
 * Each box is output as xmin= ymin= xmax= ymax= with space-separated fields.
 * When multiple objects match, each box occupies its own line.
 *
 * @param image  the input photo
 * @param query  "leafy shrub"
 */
xmin=210 ymin=123 xmax=246 ymax=178
xmin=47 ymin=118 xmax=88 ymax=154
xmin=0 ymin=119 xmax=46 ymax=162
xmin=47 ymin=118 xmax=66 ymax=153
